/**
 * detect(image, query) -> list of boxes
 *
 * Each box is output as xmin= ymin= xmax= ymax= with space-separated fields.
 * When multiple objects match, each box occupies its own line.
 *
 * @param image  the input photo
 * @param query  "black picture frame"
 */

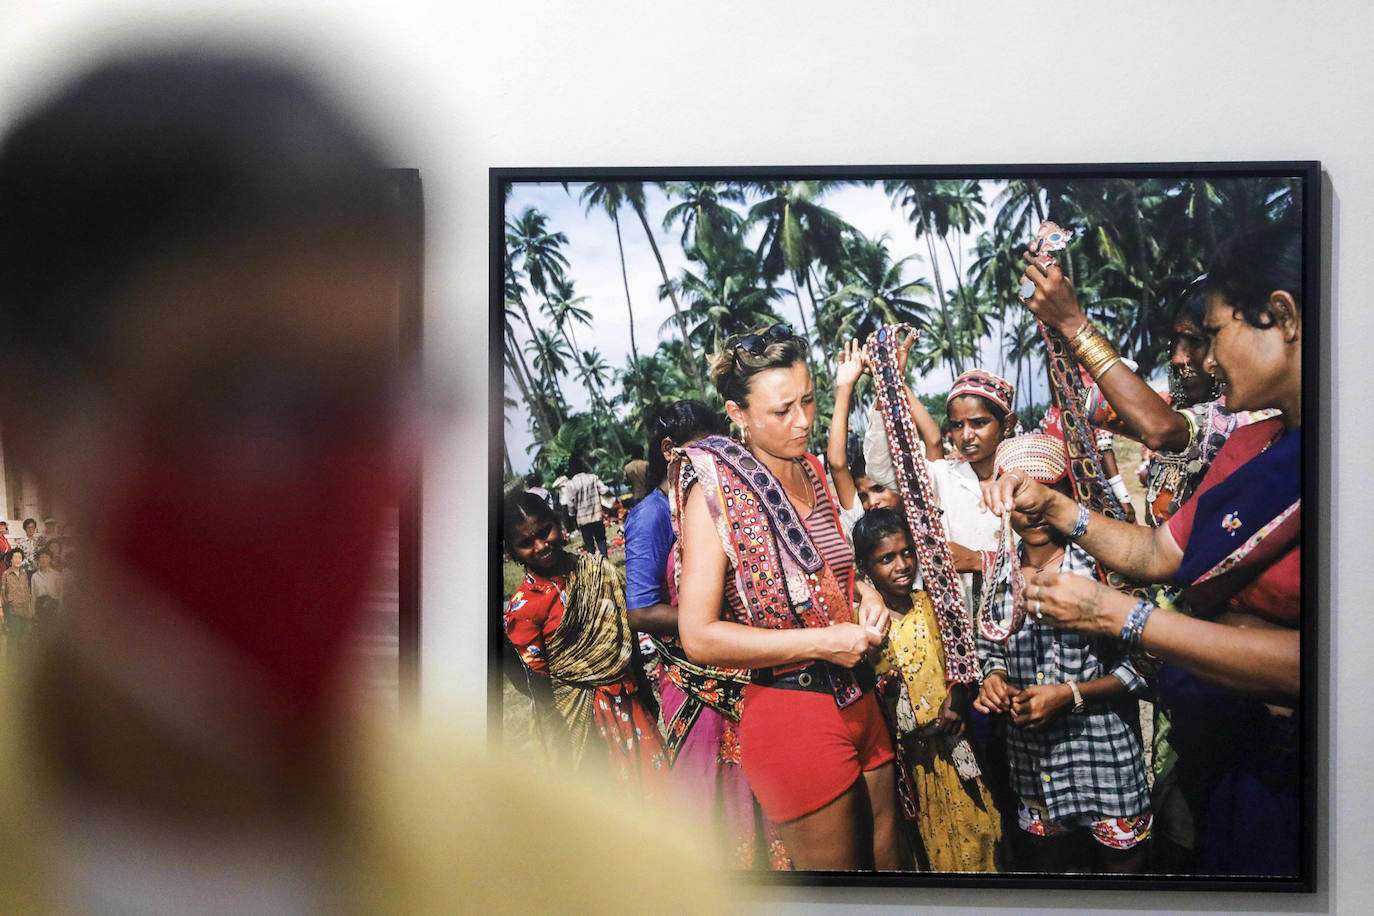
xmin=489 ymin=162 xmax=1320 ymax=891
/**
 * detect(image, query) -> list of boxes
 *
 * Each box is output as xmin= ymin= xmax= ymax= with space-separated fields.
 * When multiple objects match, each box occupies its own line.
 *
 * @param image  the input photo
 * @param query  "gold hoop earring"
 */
xmin=740 ymin=426 xmax=751 ymax=445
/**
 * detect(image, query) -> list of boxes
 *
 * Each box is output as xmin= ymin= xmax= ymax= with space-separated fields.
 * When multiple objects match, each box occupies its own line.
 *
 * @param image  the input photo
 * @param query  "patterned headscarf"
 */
xmin=995 ymin=433 xmax=1068 ymax=484
xmin=947 ymin=369 xmax=1015 ymax=416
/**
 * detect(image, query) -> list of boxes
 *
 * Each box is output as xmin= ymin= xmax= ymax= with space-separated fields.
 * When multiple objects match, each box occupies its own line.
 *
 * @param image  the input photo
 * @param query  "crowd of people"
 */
xmin=0 ymin=516 xmax=72 ymax=663
xmin=503 ymin=224 xmax=1303 ymax=876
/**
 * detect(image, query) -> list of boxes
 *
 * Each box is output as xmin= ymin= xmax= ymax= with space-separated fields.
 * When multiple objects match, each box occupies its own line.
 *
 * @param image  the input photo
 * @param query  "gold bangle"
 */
xmin=1071 ymin=326 xmax=1121 ymax=378
xmin=1068 ymin=323 xmax=1104 ymax=359
xmin=1076 ymin=337 xmax=1113 ymax=369
xmin=1067 ymin=319 xmax=1093 ymax=346
xmin=1083 ymin=341 xmax=1120 ymax=378
xmin=1090 ymin=356 xmax=1123 ymax=380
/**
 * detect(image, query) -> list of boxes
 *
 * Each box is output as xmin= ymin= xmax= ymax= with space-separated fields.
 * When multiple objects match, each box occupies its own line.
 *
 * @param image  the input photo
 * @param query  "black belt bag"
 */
xmin=750 ymin=660 xmax=875 ymax=695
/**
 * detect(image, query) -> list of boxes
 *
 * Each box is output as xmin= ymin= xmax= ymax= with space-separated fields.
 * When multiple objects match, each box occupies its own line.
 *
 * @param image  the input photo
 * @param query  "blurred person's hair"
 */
xmin=6 ymin=547 xmax=23 ymax=567
xmin=0 ymin=52 xmax=393 ymax=375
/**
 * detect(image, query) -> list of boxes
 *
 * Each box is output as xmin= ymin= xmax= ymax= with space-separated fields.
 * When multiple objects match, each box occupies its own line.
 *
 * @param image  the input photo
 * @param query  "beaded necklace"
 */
xmin=976 ymin=511 xmax=1025 ymax=641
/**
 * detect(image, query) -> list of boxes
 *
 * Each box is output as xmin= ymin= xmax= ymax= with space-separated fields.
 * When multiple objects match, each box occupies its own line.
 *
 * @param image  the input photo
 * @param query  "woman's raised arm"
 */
xmin=1019 ymin=251 xmax=1190 ymax=452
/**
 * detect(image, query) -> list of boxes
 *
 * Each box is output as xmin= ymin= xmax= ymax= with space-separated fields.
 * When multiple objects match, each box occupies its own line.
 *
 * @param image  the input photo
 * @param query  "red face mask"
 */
xmin=103 ymin=437 xmax=397 ymax=734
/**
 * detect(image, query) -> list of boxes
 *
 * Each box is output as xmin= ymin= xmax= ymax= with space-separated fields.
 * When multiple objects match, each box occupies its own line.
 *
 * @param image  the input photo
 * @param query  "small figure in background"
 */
xmin=562 ymin=455 xmax=611 ymax=557
xmin=31 ymin=547 xmax=62 ymax=631
xmin=2 ymin=547 xmax=33 ymax=658
xmin=14 ymin=519 xmax=38 ymax=574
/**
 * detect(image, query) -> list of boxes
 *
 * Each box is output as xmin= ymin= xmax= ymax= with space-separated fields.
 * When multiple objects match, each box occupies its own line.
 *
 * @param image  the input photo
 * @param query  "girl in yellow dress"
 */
xmin=853 ymin=507 xmax=1002 ymax=872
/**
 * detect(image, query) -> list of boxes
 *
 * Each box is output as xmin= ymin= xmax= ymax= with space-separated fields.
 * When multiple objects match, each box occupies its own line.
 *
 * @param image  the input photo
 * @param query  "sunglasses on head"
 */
xmin=736 ymin=324 xmax=794 ymax=355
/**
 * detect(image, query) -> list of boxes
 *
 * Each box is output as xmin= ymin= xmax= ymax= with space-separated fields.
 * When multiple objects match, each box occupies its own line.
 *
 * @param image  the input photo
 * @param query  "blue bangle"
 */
xmin=1119 ymin=599 xmax=1154 ymax=651
xmin=1067 ymin=503 xmax=1090 ymax=540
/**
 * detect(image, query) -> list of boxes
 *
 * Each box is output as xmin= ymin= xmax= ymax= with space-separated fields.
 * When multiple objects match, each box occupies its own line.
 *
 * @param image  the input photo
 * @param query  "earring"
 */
xmin=740 ymin=426 xmax=751 ymax=445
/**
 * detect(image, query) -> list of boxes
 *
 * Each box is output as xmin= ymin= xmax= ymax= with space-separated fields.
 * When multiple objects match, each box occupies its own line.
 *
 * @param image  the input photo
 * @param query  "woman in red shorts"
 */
xmin=674 ymin=324 xmax=900 ymax=870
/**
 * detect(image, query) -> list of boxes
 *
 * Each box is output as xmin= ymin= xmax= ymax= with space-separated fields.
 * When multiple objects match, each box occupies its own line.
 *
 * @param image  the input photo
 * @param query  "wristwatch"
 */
xmin=1066 ymin=680 xmax=1085 ymax=714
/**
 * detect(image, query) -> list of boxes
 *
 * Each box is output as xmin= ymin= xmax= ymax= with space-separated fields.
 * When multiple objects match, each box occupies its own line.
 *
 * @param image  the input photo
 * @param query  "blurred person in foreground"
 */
xmin=0 ymin=50 xmax=721 ymax=912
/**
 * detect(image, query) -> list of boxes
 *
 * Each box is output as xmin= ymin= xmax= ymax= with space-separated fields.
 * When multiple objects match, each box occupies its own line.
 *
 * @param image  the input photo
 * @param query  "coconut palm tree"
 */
xmin=968 ymin=228 xmax=1027 ymax=377
xmin=524 ymin=327 xmax=573 ymax=420
xmin=621 ymin=182 xmax=706 ymax=395
xmin=662 ymin=226 xmax=784 ymax=353
xmin=885 ymin=180 xmax=984 ymax=376
xmin=504 ymin=316 xmax=557 ymax=439
xmin=502 ymin=238 xmax=561 ymax=439
xmin=577 ymin=182 xmax=644 ymax=383
xmin=662 ymin=181 xmax=747 ymax=257
xmin=823 ymin=232 xmax=933 ymax=346
xmin=542 ymin=276 xmax=617 ymax=418
xmin=747 ymin=180 xmax=853 ymax=348
xmin=506 ymin=206 xmax=570 ymax=300
xmin=505 ymin=207 xmax=574 ymax=428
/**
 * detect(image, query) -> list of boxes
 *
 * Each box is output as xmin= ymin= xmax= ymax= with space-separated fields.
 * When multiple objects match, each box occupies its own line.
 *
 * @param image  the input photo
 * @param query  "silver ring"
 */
xmin=1019 ymin=279 xmax=1036 ymax=300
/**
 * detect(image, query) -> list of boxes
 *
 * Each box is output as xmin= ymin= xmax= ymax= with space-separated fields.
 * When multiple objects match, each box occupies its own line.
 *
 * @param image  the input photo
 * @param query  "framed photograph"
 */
xmin=490 ymin=163 xmax=1319 ymax=890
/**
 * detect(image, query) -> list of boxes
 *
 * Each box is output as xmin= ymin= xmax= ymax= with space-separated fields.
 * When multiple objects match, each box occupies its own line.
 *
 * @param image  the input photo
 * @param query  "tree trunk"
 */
xmin=506 ymin=328 xmax=557 ymax=439
xmin=941 ymin=232 xmax=980 ymax=366
xmin=559 ymin=321 xmax=615 ymax=421
xmin=924 ymin=227 xmax=959 ymax=376
xmin=789 ymin=280 xmax=815 ymax=361
xmin=803 ymin=266 xmax=831 ymax=379
xmin=1130 ymin=185 xmax=1154 ymax=355
xmin=1196 ymin=180 xmax=1217 ymax=258
xmin=630 ymin=198 xmax=705 ymax=395
xmin=611 ymin=211 xmax=644 ymax=411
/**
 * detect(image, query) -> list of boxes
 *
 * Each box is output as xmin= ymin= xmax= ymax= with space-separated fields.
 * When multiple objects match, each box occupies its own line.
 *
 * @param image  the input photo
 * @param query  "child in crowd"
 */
xmin=973 ymin=434 xmax=1152 ymax=873
xmin=853 ymin=508 xmax=1002 ymax=872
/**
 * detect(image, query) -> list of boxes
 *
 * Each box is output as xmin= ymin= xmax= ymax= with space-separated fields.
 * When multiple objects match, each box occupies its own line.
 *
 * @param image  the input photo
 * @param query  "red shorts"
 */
xmin=738 ymin=684 xmax=895 ymax=823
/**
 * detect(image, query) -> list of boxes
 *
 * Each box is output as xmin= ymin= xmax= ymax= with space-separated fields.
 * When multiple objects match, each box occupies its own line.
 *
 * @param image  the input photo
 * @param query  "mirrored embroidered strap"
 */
xmin=1030 ymin=222 xmax=1150 ymax=600
xmin=865 ymin=323 xmax=979 ymax=684
xmin=691 ymin=434 xmax=824 ymax=574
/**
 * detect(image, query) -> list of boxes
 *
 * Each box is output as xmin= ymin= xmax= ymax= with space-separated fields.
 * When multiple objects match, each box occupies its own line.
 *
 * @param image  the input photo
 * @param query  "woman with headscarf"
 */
xmin=1016 ymin=257 xmax=1283 ymax=869
xmin=1017 ymin=262 xmax=1276 ymax=529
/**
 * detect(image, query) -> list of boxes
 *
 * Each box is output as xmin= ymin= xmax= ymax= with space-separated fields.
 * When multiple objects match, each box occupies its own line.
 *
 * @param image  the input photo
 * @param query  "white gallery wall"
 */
xmin=1 ymin=2 xmax=1368 ymax=912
